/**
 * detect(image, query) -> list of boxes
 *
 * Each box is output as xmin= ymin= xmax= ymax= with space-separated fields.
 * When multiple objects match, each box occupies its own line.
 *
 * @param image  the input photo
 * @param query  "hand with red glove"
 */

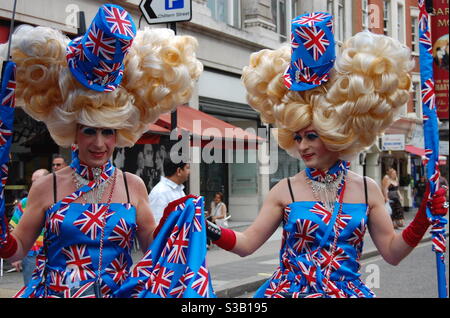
xmin=152 ymin=195 xmax=198 ymax=239
xmin=206 ymin=220 xmax=236 ymax=251
xmin=402 ymin=184 xmax=449 ymax=248
xmin=430 ymin=186 xmax=448 ymax=216
xmin=0 ymin=219 xmax=18 ymax=259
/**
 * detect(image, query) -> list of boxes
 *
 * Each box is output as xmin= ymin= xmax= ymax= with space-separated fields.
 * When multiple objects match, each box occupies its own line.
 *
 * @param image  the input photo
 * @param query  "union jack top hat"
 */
xmin=283 ymin=12 xmax=335 ymax=91
xmin=65 ymin=4 xmax=136 ymax=92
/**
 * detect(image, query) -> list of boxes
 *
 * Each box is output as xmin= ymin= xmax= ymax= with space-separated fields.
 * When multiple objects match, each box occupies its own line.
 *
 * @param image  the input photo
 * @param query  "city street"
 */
xmin=359 ymin=240 xmax=450 ymax=298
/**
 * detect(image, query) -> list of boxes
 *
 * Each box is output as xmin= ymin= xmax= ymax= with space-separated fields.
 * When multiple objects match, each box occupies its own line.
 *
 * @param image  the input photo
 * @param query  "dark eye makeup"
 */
xmin=293 ymin=131 xmax=319 ymax=143
xmin=80 ymin=126 xmax=115 ymax=137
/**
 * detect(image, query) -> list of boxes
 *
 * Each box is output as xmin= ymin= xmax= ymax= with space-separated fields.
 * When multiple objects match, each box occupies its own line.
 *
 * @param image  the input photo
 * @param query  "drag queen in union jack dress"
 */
xmin=207 ymin=13 xmax=448 ymax=297
xmin=0 ymin=4 xmax=202 ymax=297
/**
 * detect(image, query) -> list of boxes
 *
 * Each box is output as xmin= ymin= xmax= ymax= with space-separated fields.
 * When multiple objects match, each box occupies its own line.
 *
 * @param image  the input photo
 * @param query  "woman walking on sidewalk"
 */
xmin=0 ymin=4 xmax=202 ymax=298
xmin=206 ymin=13 xmax=448 ymax=298
xmin=382 ymin=167 xmax=405 ymax=229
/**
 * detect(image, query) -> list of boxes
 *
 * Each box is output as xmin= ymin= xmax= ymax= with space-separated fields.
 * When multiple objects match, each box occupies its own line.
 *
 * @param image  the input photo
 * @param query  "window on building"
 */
xmin=411 ymin=16 xmax=419 ymax=55
xmin=362 ymin=0 xmax=369 ymax=30
xmin=326 ymin=0 xmax=346 ymax=42
xmin=337 ymin=0 xmax=345 ymax=42
xmin=397 ymin=3 xmax=405 ymax=43
xmin=271 ymin=0 xmax=301 ymax=42
xmin=291 ymin=0 xmax=300 ymax=18
xmin=207 ymin=0 xmax=241 ymax=28
xmin=383 ymin=0 xmax=391 ymax=36
xmin=412 ymin=81 xmax=422 ymax=118
xmin=327 ymin=0 xmax=333 ymax=15
xmin=272 ymin=0 xmax=287 ymax=41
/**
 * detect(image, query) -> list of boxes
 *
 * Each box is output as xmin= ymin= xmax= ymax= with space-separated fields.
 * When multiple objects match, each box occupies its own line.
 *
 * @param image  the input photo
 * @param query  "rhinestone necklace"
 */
xmin=73 ymin=170 xmax=112 ymax=203
xmin=307 ymin=172 xmax=344 ymax=213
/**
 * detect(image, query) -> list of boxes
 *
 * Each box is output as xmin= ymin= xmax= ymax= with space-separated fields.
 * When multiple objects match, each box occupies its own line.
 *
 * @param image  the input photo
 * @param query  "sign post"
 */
xmin=139 ymin=0 xmax=192 ymax=25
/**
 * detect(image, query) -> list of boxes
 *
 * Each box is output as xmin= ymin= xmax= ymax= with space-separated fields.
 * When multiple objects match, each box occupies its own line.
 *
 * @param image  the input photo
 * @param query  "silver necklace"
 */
xmin=73 ymin=171 xmax=112 ymax=203
xmin=307 ymin=173 xmax=344 ymax=212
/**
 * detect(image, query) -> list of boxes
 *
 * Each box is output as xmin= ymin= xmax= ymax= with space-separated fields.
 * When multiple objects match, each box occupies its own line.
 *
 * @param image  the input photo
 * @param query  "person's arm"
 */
xmin=4 ymin=176 xmax=49 ymax=262
xmin=128 ymin=172 xmax=156 ymax=253
xmin=219 ymin=203 xmax=227 ymax=219
xmin=381 ymin=175 xmax=389 ymax=203
xmin=367 ymin=178 xmax=447 ymax=265
xmin=218 ymin=181 xmax=286 ymax=257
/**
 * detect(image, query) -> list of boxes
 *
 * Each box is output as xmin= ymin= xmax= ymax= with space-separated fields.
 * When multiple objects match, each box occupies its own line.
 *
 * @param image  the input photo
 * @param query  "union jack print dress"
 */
xmin=14 ymin=202 xmax=136 ymax=298
xmin=254 ymin=201 xmax=375 ymax=298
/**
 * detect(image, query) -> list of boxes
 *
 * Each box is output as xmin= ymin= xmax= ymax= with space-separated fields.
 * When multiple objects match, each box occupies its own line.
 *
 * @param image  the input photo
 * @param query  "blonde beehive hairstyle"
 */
xmin=242 ymin=31 xmax=414 ymax=159
xmin=1 ymin=25 xmax=203 ymax=148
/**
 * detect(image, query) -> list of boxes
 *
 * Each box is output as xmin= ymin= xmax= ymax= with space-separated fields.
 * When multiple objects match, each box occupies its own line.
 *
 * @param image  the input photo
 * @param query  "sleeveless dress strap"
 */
xmin=122 ymin=171 xmax=131 ymax=204
xmin=53 ymin=172 xmax=57 ymax=204
xmin=363 ymin=176 xmax=368 ymax=205
xmin=287 ymin=178 xmax=295 ymax=203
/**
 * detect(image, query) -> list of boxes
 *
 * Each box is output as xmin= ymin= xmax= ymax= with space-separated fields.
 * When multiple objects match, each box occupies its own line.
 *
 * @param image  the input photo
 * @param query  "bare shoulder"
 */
xmin=270 ymin=171 xmax=307 ymax=207
xmin=121 ymin=171 xmax=148 ymax=195
xmin=27 ymin=172 xmax=56 ymax=209
xmin=347 ymin=170 xmax=379 ymax=191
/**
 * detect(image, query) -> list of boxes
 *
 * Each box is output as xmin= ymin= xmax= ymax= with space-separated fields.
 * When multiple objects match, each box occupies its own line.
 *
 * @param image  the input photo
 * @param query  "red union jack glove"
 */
xmin=152 ymin=194 xmax=198 ymax=239
xmin=430 ymin=187 xmax=448 ymax=216
xmin=402 ymin=184 xmax=448 ymax=247
xmin=0 ymin=221 xmax=18 ymax=259
xmin=206 ymin=221 xmax=236 ymax=251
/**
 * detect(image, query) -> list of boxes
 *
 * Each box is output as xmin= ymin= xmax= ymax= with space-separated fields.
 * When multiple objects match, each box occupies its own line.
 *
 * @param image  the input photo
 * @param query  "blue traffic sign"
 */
xmin=166 ymin=0 xmax=184 ymax=10
xmin=139 ymin=0 xmax=192 ymax=25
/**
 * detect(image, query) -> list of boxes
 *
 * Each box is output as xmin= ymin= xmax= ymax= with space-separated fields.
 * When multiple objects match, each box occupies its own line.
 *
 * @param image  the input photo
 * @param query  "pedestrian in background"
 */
xmin=9 ymin=168 xmax=49 ymax=285
xmin=149 ymin=159 xmax=190 ymax=225
xmin=51 ymin=153 xmax=67 ymax=172
xmin=0 ymin=3 xmax=202 ymax=298
xmin=414 ymin=175 xmax=427 ymax=208
xmin=382 ymin=167 xmax=405 ymax=229
xmin=208 ymin=192 xmax=228 ymax=228
xmin=205 ymin=13 xmax=448 ymax=298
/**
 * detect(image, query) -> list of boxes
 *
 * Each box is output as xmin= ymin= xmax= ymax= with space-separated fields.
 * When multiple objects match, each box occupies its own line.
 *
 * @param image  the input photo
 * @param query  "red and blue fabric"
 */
xmin=417 ymin=0 xmax=447 ymax=298
xmin=284 ymin=12 xmax=335 ymax=91
xmin=254 ymin=161 xmax=374 ymax=298
xmin=14 ymin=149 xmax=135 ymax=298
xmin=116 ymin=196 xmax=216 ymax=298
xmin=0 ymin=60 xmax=16 ymax=243
xmin=65 ymin=4 xmax=136 ymax=92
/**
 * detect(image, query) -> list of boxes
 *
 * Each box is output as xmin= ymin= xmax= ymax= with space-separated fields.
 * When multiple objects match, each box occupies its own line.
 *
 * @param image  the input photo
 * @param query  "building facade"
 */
xmin=1 ymin=0 xmax=448 ymax=220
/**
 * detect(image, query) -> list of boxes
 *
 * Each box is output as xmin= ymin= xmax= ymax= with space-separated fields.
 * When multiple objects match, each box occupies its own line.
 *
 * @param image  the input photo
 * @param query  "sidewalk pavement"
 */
xmin=0 ymin=208 xmax=447 ymax=298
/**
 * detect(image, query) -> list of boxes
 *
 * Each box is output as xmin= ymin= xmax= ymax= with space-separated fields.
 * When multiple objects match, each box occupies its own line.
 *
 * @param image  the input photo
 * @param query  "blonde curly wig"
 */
xmin=1 ymin=25 xmax=203 ymax=148
xmin=242 ymin=31 xmax=414 ymax=159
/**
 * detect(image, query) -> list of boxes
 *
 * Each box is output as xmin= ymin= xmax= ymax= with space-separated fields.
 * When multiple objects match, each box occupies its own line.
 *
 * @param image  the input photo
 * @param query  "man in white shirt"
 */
xmin=149 ymin=159 xmax=190 ymax=225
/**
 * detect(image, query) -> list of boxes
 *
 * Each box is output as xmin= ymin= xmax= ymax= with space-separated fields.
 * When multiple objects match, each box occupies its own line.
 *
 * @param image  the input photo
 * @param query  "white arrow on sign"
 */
xmin=139 ymin=0 xmax=192 ymax=25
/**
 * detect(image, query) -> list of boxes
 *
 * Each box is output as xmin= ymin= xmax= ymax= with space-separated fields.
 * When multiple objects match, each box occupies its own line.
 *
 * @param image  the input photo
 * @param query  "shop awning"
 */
xmin=405 ymin=145 xmax=447 ymax=166
xmin=138 ymin=105 xmax=265 ymax=149
xmin=405 ymin=145 xmax=426 ymax=156
xmin=136 ymin=123 xmax=170 ymax=144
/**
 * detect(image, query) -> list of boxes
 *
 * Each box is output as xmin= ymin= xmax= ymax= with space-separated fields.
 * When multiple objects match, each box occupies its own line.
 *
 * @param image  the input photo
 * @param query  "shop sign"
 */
xmin=382 ymin=134 xmax=405 ymax=151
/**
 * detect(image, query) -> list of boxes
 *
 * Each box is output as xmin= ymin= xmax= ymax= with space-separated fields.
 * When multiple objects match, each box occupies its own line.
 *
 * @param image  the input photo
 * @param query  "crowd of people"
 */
xmin=1 ymin=4 xmax=448 ymax=299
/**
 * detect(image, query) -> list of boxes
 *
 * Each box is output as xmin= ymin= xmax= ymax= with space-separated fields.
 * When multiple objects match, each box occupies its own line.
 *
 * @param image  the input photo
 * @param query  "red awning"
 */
xmin=405 ymin=145 xmax=426 ymax=156
xmin=405 ymin=145 xmax=447 ymax=166
xmin=135 ymin=123 xmax=171 ymax=144
xmin=139 ymin=105 xmax=265 ymax=149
